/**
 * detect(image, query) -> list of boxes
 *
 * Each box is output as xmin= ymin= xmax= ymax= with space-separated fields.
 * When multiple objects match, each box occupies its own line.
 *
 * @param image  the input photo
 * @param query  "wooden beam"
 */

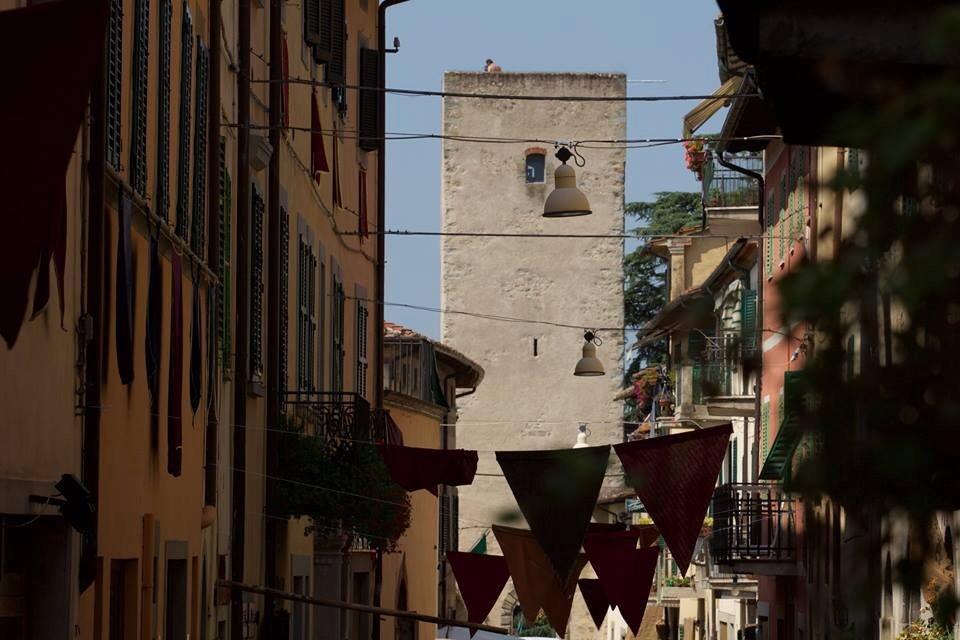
xmin=217 ymin=580 xmax=508 ymax=635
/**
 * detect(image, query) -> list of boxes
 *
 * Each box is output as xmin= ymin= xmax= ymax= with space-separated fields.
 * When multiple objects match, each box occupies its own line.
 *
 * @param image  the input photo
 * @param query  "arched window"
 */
xmin=525 ymin=147 xmax=546 ymax=184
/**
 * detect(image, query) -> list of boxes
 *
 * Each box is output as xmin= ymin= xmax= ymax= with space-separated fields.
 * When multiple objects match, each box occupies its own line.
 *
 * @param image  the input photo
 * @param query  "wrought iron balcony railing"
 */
xmin=710 ymin=483 xmax=796 ymax=570
xmin=280 ymin=391 xmax=383 ymax=448
xmin=702 ymin=152 xmax=763 ymax=209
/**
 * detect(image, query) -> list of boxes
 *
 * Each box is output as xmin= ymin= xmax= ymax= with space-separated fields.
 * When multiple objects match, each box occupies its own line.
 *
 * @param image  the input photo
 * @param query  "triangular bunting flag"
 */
xmin=614 ymin=424 xmax=732 ymax=574
xmin=496 ymin=445 xmax=610 ymax=581
xmin=583 ymin=530 xmax=660 ymax=633
xmin=493 ymin=526 xmax=587 ymax=638
xmin=377 ymin=445 xmax=478 ymax=495
xmin=618 ymin=547 xmax=659 ymax=635
xmin=577 ymin=579 xmax=610 ymax=630
xmin=447 ymin=551 xmax=510 ymax=633
xmin=635 ymin=525 xmax=661 ymax=549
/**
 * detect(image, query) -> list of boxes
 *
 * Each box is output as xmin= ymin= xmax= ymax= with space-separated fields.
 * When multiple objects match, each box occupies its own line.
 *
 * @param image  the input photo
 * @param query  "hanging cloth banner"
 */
xmin=0 ymin=0 xmax=108 ymax=348
xmin=311 ymin=92 xmax=329 ymax=180
xmin=447 ymin=551 xmax=510 ymax=634
xmin=492 ymin=526 xmax=587 ymax=638
xmin=145 ymin=225 xmax=163 ymax=445
xmin=115 ymin=194 xmax=135 ymax=384
xmin=576 ymin=579 xmax=610 ymax=630
xmin=189 ymin=274 xmax=202 ymax=414
xmin=377 ymin=445 xmax=478 ymax=496
xmin=167 ymin=252 xmax=184 ymax=477
xmin=583 ymin=531 xmax=659 ymax=634
xmin=614 ymin=424 xmax=732 ymax=574
xmin=496 ymin=445 xmax=610 ymax=581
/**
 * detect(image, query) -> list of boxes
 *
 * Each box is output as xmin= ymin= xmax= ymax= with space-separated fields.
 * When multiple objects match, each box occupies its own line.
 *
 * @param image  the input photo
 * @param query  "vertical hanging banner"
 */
xmin=167 ymin=252 xmax=184 ymax=477
xmin=576 ymin=579 xmax=610 ymax=630
xmin=145 ymin=226 xmax=163 ymax=444
xmin=495 ymin=445 xmax=610 ymax=581
xmin=116 ymin=194 xmax=135 ymax=384
xmin=310 ymin=93 xmax=329 ymax=180
xmin=446 ymin=551 xmax=510 ymax=633
xmin=492 ymin=526 xmax=587 ymax=638
xmin=189 ymin=276 xmax=202 ymax=414
xmin=583 ymin=531 xmax=659 ymax=634
xmin=614 ymin=424 xmax=732 ymax=574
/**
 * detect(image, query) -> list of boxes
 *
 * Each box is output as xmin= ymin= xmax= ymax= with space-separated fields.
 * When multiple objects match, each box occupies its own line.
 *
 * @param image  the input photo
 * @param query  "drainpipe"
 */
xmin=231 ymin=0 xmax=251 ymax=635
xmin=716 ymin=151 xmax=764 ymax=481
xmin=373 ymin=4 xmax=411 ymax=639
xmin=80 ymin=41 xmax=107 ymax=595
xmin=264 ymin=0 xmax=283 ymax=629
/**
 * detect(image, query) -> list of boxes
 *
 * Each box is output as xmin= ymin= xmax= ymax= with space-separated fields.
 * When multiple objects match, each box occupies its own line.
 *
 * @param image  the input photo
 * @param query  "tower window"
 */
xmin=525 ymin=150 xmax=545 ymax=183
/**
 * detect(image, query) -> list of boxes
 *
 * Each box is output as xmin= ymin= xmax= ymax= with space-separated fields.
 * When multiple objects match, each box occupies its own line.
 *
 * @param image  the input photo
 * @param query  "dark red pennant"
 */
xmin=496 ymin=446 xmax=610 ymax=581
xmin=447 ymin=552 xmax=510 ymax=631
xmin=577 ymin=579 xmax=610 ymax=630
xmin=583 ymin=529 xmax=644 ymax=606
xmin=617 ymin=547 xmax=659 ymax=635
xmin=614 ymin=424 xmax=732 ymax=574
xmin=377 ymin=445 xmax=478 ymax=495
xmin=493 ymin=526 xmax=587 ymax=638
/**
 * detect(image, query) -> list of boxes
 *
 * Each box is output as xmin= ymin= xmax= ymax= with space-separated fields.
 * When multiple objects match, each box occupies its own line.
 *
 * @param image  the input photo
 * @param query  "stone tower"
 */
xmin=440 ymin=72 xmax=627 ymax=639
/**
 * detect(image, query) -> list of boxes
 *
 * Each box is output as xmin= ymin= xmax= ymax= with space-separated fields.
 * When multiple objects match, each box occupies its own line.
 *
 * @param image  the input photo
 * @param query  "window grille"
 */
xmin=106 ymin=0 xmax=123 ymax=170
xmin=251 ymin=186 xmax=265 ymax=379
xmin=130 ymin=0 xmax=150 ymax=195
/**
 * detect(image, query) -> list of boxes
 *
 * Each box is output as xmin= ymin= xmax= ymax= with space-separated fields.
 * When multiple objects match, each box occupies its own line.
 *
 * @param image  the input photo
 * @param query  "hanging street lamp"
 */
xmin=574 ymin=331 xmax=605 ymax=377
xmin=543 ymin=146 xmax=592 ymax=218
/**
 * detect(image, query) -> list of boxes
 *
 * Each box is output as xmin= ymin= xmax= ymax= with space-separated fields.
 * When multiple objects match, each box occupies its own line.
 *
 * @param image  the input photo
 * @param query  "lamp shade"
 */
xmin=543 ymin=163 xmax=591 ymax=217
xmin=574 ymin=340 xmax=604 ymax=377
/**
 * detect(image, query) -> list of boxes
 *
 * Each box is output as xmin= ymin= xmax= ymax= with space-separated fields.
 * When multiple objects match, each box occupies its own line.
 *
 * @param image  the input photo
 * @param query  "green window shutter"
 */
xmin=324 ymin=0 xmax=346 ymax=84
xmin=156 ymin=0 xmax=173 ymax=219
xmin=251 ymin=186 xmax=265 ymax=379
xmin=760 ymin=401 xmax=771 ymax=464
xmin=191 ymin=40 xmax=210 ymax=259
xmin=279 ymin=208 xmax=290 ymax=395
xmin=176 ymin=4 xmax=194 ymax=239
xmin=217 ymin=139 xmax=231 ymax=370
xmin=731 ymin=439 xmax=738 ymax=483
xmin=130 ymin=0 xmax=150 ymax=195
xmin=358 ymin=48 xmax=379 ymax=151
xmin=740 ymin=289 xmax=758 ymax=351
xmin=106 ymin=0 xmax=123 ymax=170
xmin=796 ymin=176 xmax=805 ymax=239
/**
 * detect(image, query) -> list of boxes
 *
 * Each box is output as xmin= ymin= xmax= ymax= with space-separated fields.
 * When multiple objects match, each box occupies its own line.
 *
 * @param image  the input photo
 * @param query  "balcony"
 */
xmin=710 ymin=483 xmax=798 ymax=576
xmin=281 ymin=391 xmax=383 ymax=448
xmin=701 ymin=151 xmax=762 ymax=214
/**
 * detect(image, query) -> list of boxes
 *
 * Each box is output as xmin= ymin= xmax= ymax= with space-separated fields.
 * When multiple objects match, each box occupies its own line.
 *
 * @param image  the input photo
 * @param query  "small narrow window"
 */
xmin=533 ymin=338 xmax=538 ymax=357
xmin=525 ymin=152 xmax=545 ymax=183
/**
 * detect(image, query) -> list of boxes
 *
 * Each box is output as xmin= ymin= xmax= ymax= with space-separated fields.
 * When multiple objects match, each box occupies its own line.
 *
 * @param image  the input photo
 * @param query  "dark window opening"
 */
xmin=525 ymin=153 xmax=545 ymax=183
xmin=533 ymin=338 xmax=538 ymax=357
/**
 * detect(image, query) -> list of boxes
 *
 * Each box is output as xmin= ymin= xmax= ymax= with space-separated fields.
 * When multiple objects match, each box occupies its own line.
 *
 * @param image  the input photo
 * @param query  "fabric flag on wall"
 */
xmin=576 ymin=579 xmax=610 ymax=630
xmin=583 ymin=529 xmax=659 ymax=633
xmin=496 ymin=445 xmax=610 ymax=581
xmin=145 ymin=226 xmax=163 ymax=445
xmin=189 ymin=275 xmax=202 ymax=414
xmin=167 ymin=252 xmax=184 ymax=477
xmin=493 ymin=526 xmax=587 ymax=638
xmin=358 ymin=169 xmax=368 ymax=241
xmin=614 ymin=424 xmax=732 ymax=574
xmin=447 ymin=551 xmax=510 ymax=633
xmin=311 ymin=93 xmax=329 ymax=180
xmin=115 ymin=194 xmax=135 ymax=384
xmin=377 ymin=445 xmax=478 ymax=495
xmin=0 ymin=0 xmax=108 ymax=348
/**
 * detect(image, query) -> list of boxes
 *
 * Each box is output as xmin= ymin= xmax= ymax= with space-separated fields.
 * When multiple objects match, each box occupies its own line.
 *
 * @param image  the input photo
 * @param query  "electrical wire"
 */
xmin=251 ymin=77 xmax=761 ymax=103
xmin=343 ymin=229 xmax=795 ymax=240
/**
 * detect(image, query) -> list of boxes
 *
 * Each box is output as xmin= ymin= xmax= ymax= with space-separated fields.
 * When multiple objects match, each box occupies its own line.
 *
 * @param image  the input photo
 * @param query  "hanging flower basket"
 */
xmin=683 ymin=139 xmax=708 ymax=180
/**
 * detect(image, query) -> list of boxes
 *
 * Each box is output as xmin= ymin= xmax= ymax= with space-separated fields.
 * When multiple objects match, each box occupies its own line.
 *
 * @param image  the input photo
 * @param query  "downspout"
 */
xmin=81 ymin=40 xmax=107 ymax=595
xmin=231 ymin=0 xmax=251 ymax=636
xmin=264 ymin=0 xmax=282 ymax=629
xmin=374 ymin=4 xmax=411 ymax=639
xmin=716 ymin=150 xmax=764 ymax=481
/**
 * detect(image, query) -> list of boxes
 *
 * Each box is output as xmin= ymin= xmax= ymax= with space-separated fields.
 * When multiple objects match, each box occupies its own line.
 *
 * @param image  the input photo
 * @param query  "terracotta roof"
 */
xmin=383 ymin=321 xmax=485 ymax=388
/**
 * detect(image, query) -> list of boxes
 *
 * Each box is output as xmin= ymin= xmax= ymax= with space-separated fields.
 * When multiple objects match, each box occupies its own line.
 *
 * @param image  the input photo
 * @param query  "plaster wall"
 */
xmin=441 ymin=72 xmax=626 ymax=639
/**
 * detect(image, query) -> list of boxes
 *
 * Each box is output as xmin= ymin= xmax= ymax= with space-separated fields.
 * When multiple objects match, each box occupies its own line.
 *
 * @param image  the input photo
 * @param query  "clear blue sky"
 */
xmin=384 ymin=0 xmax=723 ymax=339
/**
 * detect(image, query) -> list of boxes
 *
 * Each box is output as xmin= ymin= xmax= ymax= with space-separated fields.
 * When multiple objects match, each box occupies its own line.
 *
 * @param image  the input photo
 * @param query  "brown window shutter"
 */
xmin=325 ymin=0 xmax=346 ymax=84
xmin=304 ymin=0 xmax=321 ymax=45
xmin=358 ymin=48 xmax=379 ymax=151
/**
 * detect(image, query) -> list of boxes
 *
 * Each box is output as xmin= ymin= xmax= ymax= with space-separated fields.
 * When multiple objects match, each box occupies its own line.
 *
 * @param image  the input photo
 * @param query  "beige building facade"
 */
xmin=440 ymin=72 xmax=626 ymax=639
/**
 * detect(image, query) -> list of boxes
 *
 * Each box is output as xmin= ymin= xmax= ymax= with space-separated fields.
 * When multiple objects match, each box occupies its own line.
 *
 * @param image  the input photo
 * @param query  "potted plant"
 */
xmin=684 ymin=139 xmax=708 ymax=180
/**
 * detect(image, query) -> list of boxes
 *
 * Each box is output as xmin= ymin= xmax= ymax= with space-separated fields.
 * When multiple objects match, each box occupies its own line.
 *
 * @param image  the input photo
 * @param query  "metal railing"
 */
xmin=710 ymin=483 xmax=796 ymax=567
xmin=702 ymin=152 xmax=763 ymax=208
xmin=280 ymin=391 xmax=383 ymax=447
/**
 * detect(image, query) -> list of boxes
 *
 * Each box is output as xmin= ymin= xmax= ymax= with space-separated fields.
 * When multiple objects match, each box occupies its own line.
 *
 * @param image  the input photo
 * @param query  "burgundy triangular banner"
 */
xmin=493 ymin=525 xmax=587 ymax=638
xmin=577 ymin=579 xmax=610 ymax=630
xmin=614 ymin=424 xmax=732 ymax=574
xmin=618 ymin=547 xmax=659 ymax=634
xmin=496 ymin=445 xmax=610 ymax=581
xmin=447 ymin=551 xmax=510 ymax=632
xmin=377 ymin=445 xmax=478 ymax=495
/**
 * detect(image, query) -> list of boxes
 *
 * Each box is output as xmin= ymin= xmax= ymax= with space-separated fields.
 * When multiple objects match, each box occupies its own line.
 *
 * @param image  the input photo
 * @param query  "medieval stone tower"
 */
xmin=440 ymin=72 xmax=627 ymax=639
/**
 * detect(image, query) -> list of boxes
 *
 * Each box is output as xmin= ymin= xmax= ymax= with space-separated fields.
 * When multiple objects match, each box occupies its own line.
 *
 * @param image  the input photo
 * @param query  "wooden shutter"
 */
xmin=191 ymin=40 xmax=210 ymax=259
xmin=156 ymin=0 xmax=173 ymax=219
xmin=280 ymin=207 xmax=290 ymax=395
xmin=251 ymin=186 xmax=265 ymax=379
xmin=106 ymin=0 xmax=123 ymax=170
xmin=176 ymin=4 xmax=194 ymax=239
xmin=304 ymin=0 xmax=321 ymax=45
xmin=326 ymin=0 xmax=346 ymax=84
xmin=358 ymin=48 xmax=379 ymax=151
xmin=130 ymin=0 xmax=150 ymax=195
xmin=217 ymin=138 xmax=232 ymax=369
xmin=740 ymin=288 xmax=758 ymax=351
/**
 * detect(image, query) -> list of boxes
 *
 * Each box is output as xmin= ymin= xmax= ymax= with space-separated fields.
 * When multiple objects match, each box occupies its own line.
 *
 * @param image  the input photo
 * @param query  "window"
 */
xmin=218 ymin=139 xmax=232 ymax=369
xmin=251 ymin=186 xmax=265 ymax=379
xmin=321 ymin=0 xmax=346 ymax=85
xmin=297 ymin=222 xmax=318 ymax=392
xmin=280 ymin=207 xmax=290 ymax=394
xmin=191 ymin=40 xmax=210 ymax=258
xmin=330 ymin=265 xmax=345 ymax=392
xmin=292 ymin=575 xmax=310 ymax=640
xmin=357 ymin=48 xmax=379 ymax=151
xmin=165 ymin=555 xmax=188 ymax=640
xmin=176 ymin=4 xmax=194 ymax=239
xmin=525 ymin=152 xmax=545 ymax=183
xmin=106 ymin=0 xmax=122 ymax=170
xmin=303 ymin=0 xmax=321 ymax=46
xmin=130 ymin=0 xmax=149 ymax=195
xmin=355 ymin=290 xmax=369 ymax=398
xmin=156 ymin=0 xmax=173 ymax=219
xmin=109 ymin=559 xmax=137 ymax=640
